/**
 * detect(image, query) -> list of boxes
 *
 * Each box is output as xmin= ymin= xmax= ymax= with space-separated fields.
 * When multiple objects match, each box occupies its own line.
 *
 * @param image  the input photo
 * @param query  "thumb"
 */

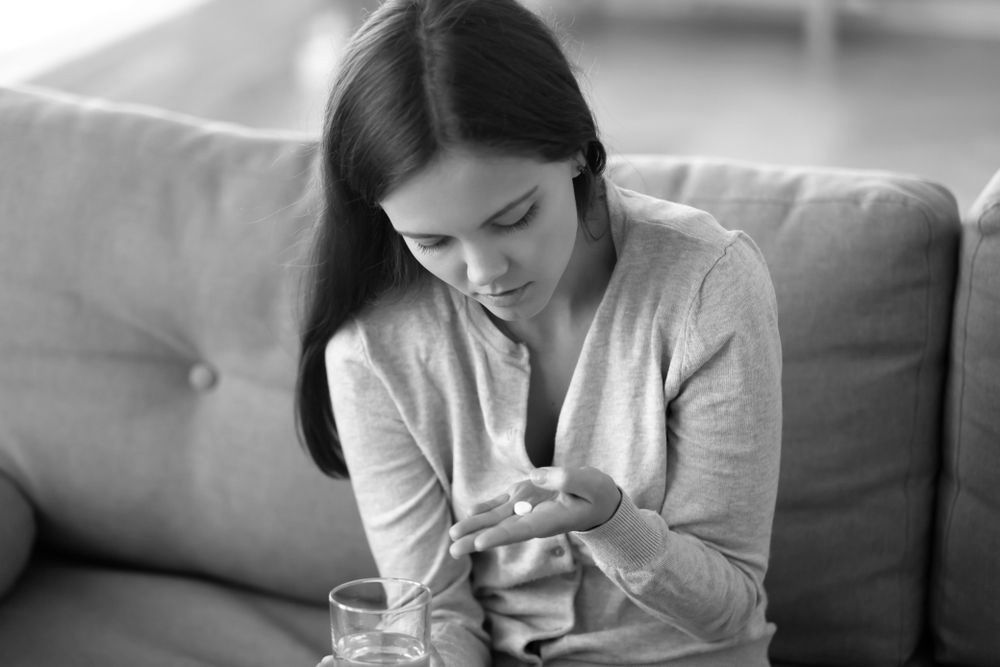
xmin=532 ymin=466 xmax=618 ymax=504
xmin=529 ymin=466 xmax=563 ymax=489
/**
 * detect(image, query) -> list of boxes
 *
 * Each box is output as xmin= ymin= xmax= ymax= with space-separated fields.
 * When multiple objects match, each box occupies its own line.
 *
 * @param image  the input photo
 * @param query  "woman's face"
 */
xmin=380 ymin=148 xmax=582 ymax=322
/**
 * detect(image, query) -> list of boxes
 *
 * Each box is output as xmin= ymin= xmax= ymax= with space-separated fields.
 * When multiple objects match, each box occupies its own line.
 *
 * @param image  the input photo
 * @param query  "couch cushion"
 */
xmin=609 ymin=156 xmax=959 ymax=666
xmin=0 ymin=85 xmax=376 ymax=602
xmin=932 ymin=168 xmax=1000 ymax=665
xmin=0 ymin=557 xmax=328 ymax=666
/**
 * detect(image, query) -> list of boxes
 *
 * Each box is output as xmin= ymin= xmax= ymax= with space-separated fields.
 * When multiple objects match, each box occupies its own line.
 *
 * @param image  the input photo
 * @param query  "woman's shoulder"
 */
xmin=610 ymin=183 xmax=733 ymax=256
xmin=609 ymin=183 xmax=760 ymax=284
xmin=606 ymin=182 xmax=774 ymax=323
xmin=326 ymin=277 xmax=460 ymax=367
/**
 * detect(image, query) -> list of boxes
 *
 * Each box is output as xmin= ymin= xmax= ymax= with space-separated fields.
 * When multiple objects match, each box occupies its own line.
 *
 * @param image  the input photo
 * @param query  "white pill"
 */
xmin=513 ymin=501 xmax=533 ymax=516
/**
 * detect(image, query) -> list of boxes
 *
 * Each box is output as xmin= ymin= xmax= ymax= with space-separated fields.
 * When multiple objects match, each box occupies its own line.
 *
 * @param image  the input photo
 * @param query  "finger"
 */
xmin=451 ymin=504 xmax=553 ymax=557
xmin=529 ymin=466 xmax=567 ymax=491
xmin=470 ymin=505 xmax=569 ymax=551
xmin=467 ymin=492 xmax=510 ymax=516
xmin=449 ymin=533 xmax=477 ymax=558
xmin=450 ymin=479 xmax=543 ymax=540
xmin=472 ymin=519 xmax=527 ymax=552
xmin=451 ymin=516 xmax=529 ymax=557
xmin=449 ymin=500 xmax=515 ymax=541
xmin=318 ymin=657 xmax=336 ymax=667
xmin=531 ymin=466 xmax=608 ymax=501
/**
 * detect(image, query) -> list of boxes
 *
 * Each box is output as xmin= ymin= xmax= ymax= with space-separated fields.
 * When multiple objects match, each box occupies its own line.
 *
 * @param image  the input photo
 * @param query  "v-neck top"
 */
xmin=326 ymin=181 xmax=783 ymax=666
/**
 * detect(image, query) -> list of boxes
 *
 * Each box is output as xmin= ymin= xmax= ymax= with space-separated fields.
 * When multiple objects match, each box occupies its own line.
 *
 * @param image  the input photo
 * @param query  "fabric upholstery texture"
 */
xmin=0 ymin=558 xmax=328 ymax=666
xmin=0 ymin=85 xmax=376 ymax=604
xmin=933 ymin=168 xmax=1000 ymax=666
xmin=609 ymin=156 xmax=959 ymax=666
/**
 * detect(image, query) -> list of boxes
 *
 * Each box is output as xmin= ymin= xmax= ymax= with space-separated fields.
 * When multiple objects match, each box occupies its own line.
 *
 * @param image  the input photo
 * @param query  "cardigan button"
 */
xmin=188 ymin=362 xmax=218 ymax=391
xmin=550 ymin=546 xmax=566 ymax=558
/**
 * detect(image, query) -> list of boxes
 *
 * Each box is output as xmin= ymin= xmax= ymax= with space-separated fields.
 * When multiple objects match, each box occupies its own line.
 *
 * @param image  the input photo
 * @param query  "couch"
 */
xmin=0 ymin=84 xmax=997 ymax=666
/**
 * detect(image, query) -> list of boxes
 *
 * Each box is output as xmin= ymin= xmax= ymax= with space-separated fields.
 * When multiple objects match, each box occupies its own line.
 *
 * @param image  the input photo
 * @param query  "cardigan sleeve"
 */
xmin=326 ymin=322 xmax=491 ymax=666
xmin=574 ymin=233 xmax=782 ymax=642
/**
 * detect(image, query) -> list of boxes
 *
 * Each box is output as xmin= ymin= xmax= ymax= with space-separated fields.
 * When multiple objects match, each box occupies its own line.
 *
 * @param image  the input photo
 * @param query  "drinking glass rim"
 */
xmin=329 ymin=576 xmax=431 ymax=614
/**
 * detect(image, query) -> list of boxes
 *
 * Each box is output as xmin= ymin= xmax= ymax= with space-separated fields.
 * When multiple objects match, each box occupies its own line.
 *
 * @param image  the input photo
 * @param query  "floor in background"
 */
xmin=566 ymin=12 xmax=1000 ymax=213
xmin=28 ymin=1 xmax=1000 ymax=212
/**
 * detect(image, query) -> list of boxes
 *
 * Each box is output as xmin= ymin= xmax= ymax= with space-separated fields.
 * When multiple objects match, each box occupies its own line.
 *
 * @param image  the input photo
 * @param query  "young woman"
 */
xmin=298 ymin=0 xmax=783 ymax=664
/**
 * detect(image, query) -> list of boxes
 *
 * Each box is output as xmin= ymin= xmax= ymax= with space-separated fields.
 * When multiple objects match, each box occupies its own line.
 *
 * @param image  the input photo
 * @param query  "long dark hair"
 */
xmin=296 ymin=0 xmax=607 ymax=477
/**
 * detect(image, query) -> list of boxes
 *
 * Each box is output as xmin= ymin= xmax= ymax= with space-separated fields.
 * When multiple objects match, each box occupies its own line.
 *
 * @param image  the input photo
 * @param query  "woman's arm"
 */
xmin=574 ymin=234 xmax=782 ymax=641
xmin=326 ymin=323 xmax=491 ymax=666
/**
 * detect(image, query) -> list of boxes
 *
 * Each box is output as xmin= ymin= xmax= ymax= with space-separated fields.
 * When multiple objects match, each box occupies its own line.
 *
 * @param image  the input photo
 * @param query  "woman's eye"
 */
xmin=414 ymin=238 xmax=448 ymax=254
xmin=409 ymin=203 xmax=537 ymax=254
xmin=499 ymin=203 xmax=538 ymax=233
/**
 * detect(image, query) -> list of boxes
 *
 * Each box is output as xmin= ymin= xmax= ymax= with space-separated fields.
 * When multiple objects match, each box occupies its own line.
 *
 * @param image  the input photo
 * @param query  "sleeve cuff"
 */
xmin=573 ymin=490 xmax=665 ymax=572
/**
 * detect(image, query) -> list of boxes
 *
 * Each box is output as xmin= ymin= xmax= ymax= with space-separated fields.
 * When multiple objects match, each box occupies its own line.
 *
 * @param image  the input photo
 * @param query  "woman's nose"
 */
xmin=464 ymin=243 xmax=508 ymax=287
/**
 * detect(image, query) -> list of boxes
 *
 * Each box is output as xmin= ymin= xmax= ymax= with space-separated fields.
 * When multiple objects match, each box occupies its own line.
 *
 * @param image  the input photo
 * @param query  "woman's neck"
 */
xmin=499 ymin=184 xmax=616 ymax=347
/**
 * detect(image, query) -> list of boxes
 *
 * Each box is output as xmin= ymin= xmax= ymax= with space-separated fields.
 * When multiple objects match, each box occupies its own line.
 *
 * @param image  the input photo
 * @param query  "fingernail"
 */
xmin=530 ymin=468 xmax=548 ymax=484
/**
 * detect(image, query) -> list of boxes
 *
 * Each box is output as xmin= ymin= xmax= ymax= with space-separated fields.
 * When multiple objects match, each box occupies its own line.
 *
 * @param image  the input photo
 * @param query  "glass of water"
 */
xmin=329 ymin=577 xmax=432 ymax=666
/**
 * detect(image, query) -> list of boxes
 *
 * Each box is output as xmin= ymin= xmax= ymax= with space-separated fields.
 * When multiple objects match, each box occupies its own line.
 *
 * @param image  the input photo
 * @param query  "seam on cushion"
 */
xmin=898 ymin=198 xmax=937 ymax=664
xmin=937 ymin=201 xmax=994 ymax=640
xmin=678 ymin=185 xmax=944 ymax=203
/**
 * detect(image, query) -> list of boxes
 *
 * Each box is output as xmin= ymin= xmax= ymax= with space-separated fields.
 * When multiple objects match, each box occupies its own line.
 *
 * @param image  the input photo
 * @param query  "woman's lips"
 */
xmin=478 ymin=282 xmax=531 ymax=307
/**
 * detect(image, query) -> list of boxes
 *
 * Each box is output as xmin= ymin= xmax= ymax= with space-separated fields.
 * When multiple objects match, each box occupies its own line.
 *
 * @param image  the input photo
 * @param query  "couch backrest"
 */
xmin=932 ymin=168 xmax=1000 ymax=666
xmin=608 ymin=156 xmax=960 ymax=666
xmin=0 ymin=85 xmax=377 ymax=603
xmin=1 ymin=87 xmax=968 ymax=663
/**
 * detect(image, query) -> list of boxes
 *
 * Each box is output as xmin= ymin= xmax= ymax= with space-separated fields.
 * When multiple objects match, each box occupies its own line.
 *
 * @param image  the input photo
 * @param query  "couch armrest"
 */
xmin=932 ymin=168 xmax=1000 ymax=665
xmin=0 ymin=471 xmax=35 ymax=599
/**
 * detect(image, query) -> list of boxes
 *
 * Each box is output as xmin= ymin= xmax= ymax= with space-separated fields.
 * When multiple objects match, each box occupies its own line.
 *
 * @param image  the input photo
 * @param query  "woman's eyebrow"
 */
xmin=396 ymin=186 xmax=538 ymax=239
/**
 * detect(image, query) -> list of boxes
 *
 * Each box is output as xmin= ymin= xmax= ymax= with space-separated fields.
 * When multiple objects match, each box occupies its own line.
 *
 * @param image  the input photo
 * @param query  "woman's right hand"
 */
xmin=449 ymin=466 xmax=621 ymax=557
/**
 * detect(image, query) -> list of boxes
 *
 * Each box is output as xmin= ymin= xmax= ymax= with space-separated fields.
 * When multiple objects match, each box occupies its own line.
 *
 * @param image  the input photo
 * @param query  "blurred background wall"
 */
xmin=2 ymin=0 xmax=999 ymax=210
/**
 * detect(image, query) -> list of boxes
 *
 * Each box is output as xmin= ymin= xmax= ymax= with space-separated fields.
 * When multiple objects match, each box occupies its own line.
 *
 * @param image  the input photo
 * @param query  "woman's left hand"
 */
xmin=448 ymin=466 xmax=622 ymax=558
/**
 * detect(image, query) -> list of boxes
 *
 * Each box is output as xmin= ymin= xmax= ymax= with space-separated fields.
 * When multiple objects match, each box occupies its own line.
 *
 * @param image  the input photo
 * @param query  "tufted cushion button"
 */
xmin=188 ymin=362 xmax=218 ymax=391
